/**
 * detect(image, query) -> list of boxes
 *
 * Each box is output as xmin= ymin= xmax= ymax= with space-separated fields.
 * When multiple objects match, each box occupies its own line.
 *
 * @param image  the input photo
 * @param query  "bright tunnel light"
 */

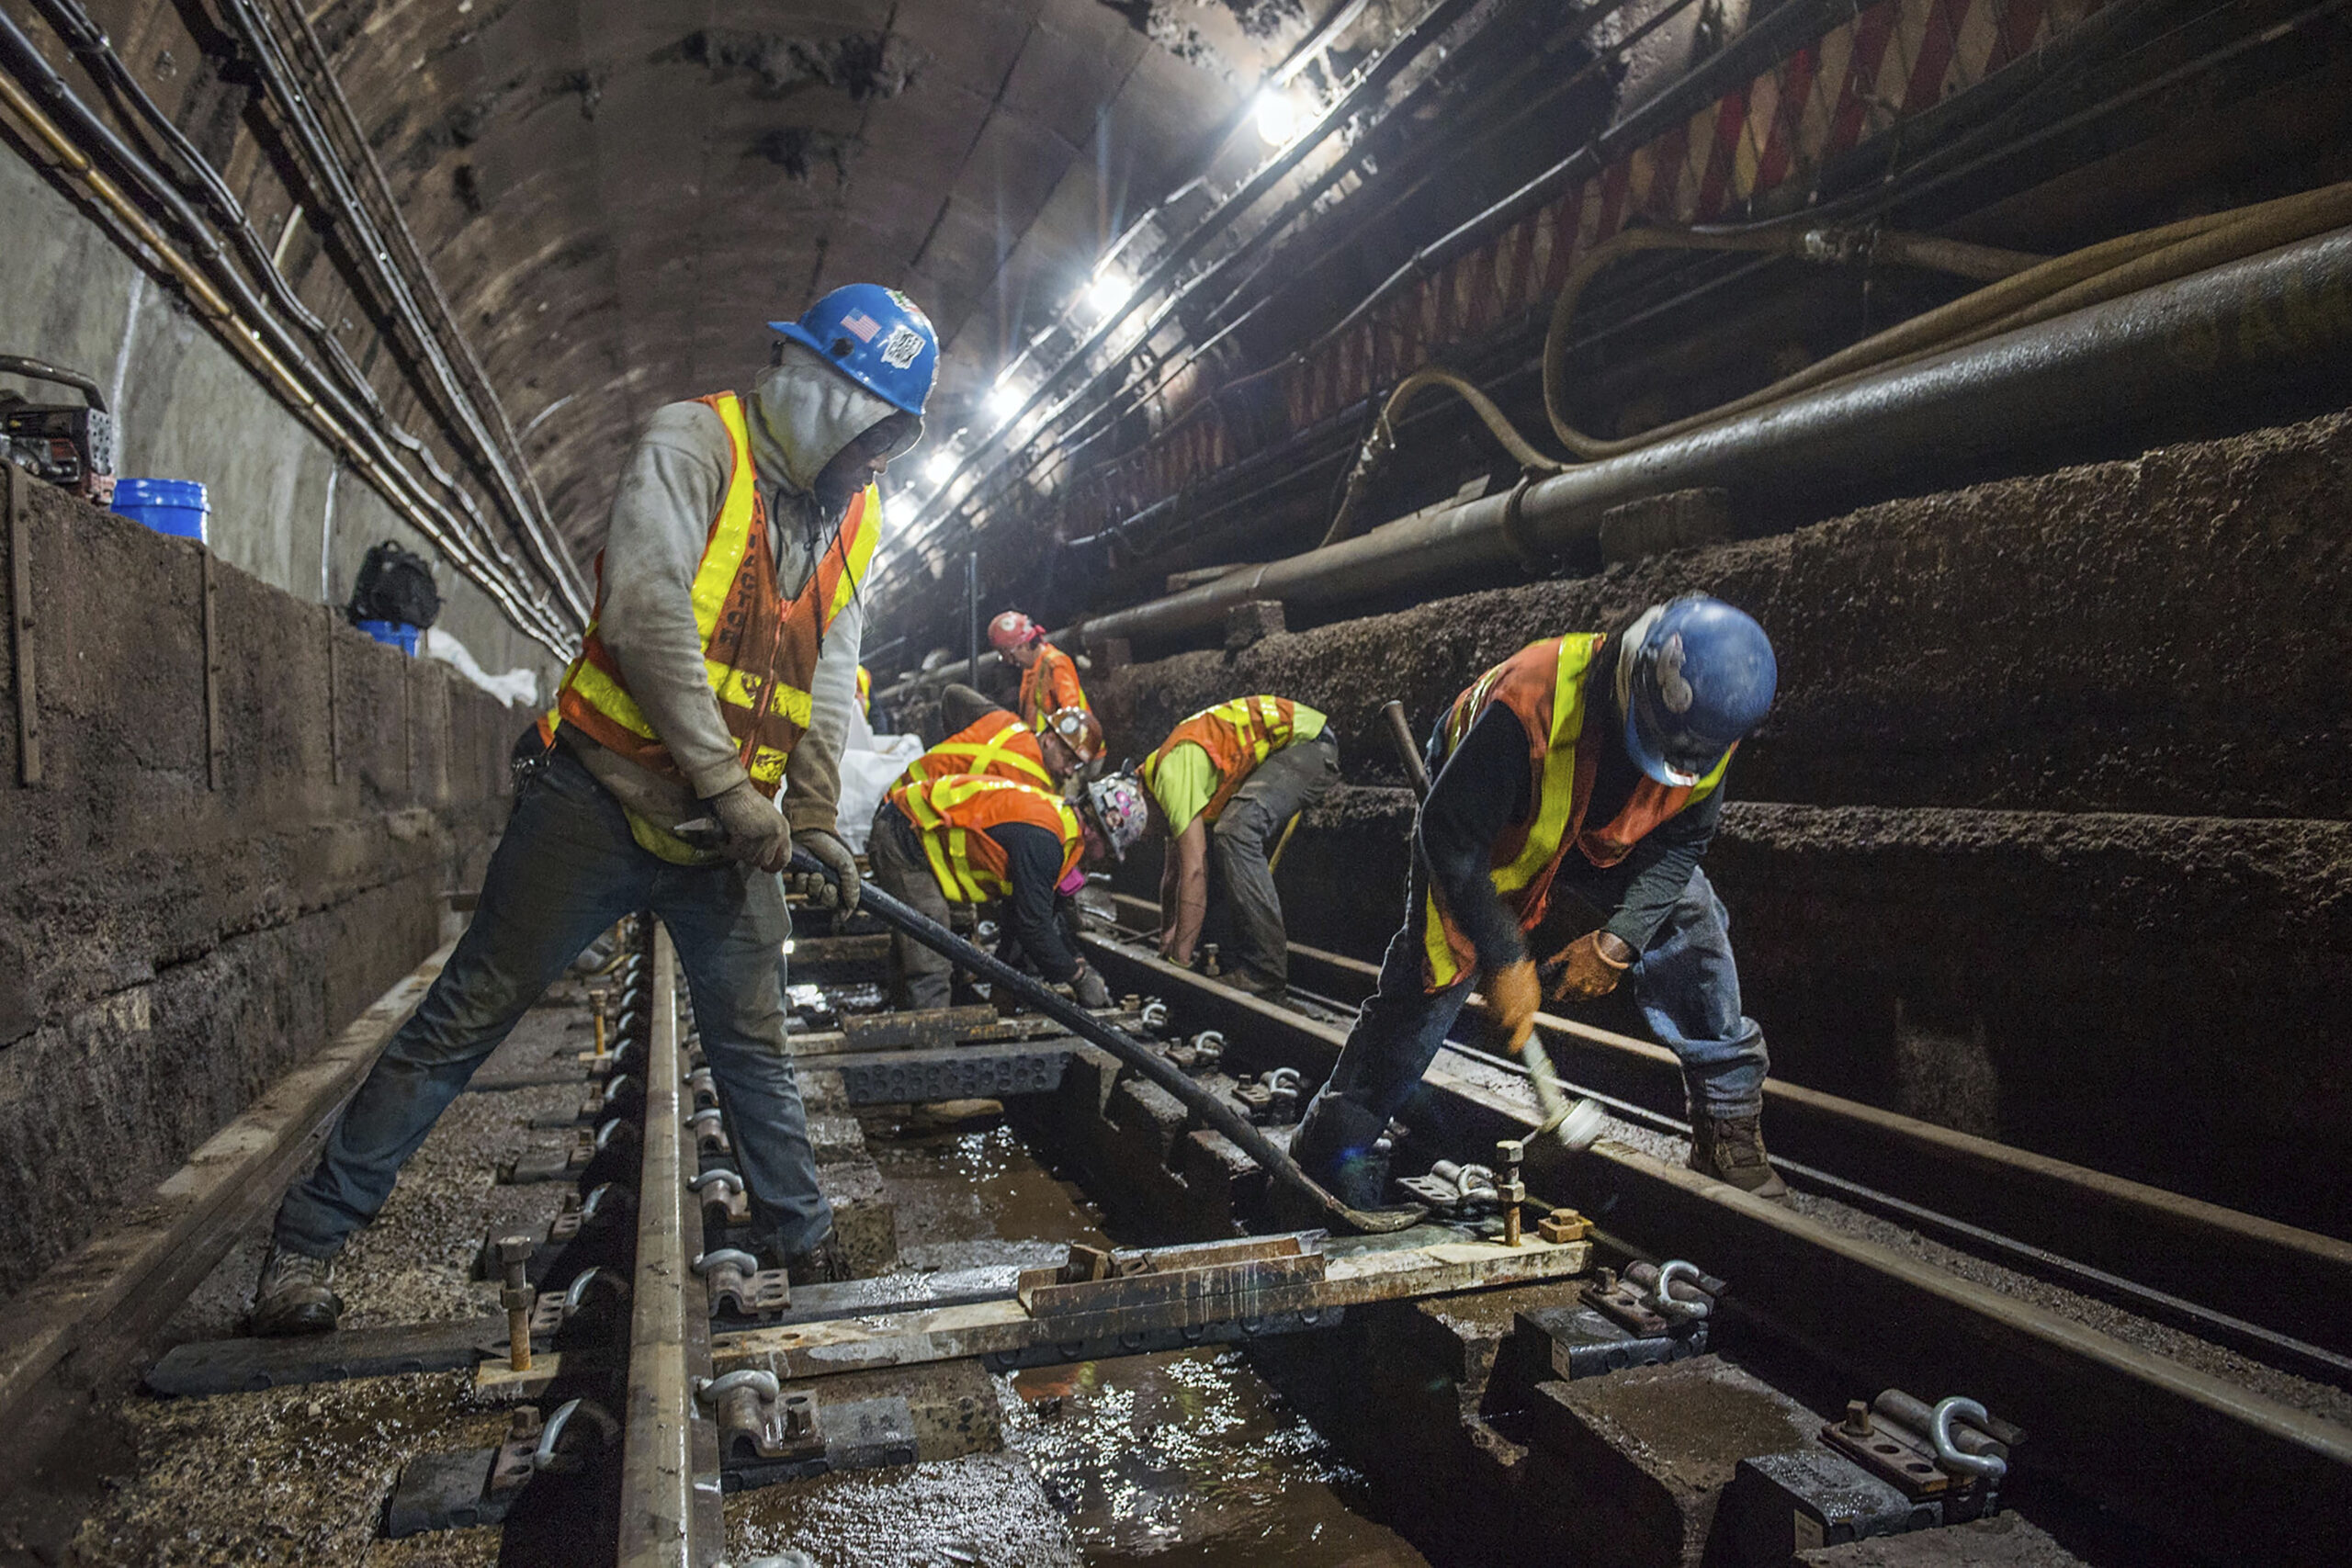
xmin=1254 ymin=87 xmax=1306 ymax=146
xmin=987 ymin=379 xmax=1026 ymax=420
xmin=923 ymin=449 xmax=957 ymax=485
xmin=1083 ymin=269 xmax=1131 ymax=319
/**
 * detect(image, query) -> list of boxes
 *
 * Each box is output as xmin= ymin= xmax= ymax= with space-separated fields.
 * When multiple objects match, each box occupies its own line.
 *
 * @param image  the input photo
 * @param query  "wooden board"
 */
xmin=713 ymin=1226 xmax=1589 ymax=1380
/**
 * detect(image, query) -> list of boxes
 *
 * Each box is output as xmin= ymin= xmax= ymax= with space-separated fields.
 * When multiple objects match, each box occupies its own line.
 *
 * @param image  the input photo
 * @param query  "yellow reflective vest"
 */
xmin=555 ymin=390 xmax=876 ymax=797
xmin=1420 ymin=636 xmax=1728 ymax=989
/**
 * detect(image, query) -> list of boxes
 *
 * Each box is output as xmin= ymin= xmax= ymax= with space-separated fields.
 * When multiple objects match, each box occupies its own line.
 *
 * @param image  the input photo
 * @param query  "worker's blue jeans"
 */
xmin=1294 ymin=863 xmax=1768 ymax=1198
xmin=275 ymin=745 xmax=831 ymax=1260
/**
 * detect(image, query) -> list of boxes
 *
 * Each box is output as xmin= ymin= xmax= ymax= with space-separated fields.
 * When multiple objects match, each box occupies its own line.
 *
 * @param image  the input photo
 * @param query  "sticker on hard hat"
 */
xmin=842 ymin=310 xmax=881 ymax=343
xmin=880 ymin=325 xmax=925 ymax=369
xmin=1657 ymin=633 xmax=1694 ymax=713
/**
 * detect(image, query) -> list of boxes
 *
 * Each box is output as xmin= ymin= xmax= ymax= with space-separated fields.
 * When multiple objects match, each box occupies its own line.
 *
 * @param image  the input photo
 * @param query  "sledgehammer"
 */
xmin=1378 ymin=701 xmax=1605 ymax=1156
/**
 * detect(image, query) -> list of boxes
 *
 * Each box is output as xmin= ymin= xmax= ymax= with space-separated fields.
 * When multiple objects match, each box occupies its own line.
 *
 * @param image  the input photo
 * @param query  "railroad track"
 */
xmin=1080 ymin=911 xmax=2352 ymax=1564
xmin=6 ymin=894 xmax=2346 ymax=1565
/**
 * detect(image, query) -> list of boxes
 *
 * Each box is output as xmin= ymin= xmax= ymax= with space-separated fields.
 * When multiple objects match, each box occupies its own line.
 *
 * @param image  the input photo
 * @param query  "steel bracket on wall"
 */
xmin=6 ymin=467 xmax=38 ymax=784
xmin=200 ymin=549 xmax=222 ymax=789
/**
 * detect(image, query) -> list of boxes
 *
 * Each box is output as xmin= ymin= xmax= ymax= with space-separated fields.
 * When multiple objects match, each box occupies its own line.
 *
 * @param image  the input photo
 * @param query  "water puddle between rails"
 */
xmin=726 ymin=1116 xmax=1426 ymax=1566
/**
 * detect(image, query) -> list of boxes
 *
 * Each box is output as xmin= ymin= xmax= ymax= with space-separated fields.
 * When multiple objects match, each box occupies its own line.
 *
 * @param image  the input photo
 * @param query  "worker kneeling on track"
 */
xmin=1293 ymin=597 xmax=1788 ymax=1208
xmin=867 ymin=773 xmax=1146 ymax=1014
xmin=252 ymin=285 xmax=939 ymax=1336
xmin=1141 ymin=695 xmax=1340 ymax=999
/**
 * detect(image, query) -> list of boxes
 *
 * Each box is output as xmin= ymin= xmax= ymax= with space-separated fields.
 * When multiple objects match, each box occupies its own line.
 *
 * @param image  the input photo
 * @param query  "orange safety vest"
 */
xmin=1420 ymin=636 xmax=1730 ymax=989
xmin=552 ymin=391 xmax=877 ymax=796
xmin=1140 ymin=694 xmax=1317 ymax=828
xmin=888 ymin=773 xmax=1082 ymax=904
xmin=1019 ymin=641 xmax=1090 ymax=733
xmin=893 ymin=708 xmax=1052 ymax=793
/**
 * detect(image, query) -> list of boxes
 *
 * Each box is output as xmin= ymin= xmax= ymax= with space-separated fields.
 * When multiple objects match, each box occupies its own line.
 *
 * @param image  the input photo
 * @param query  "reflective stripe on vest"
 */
xmin=889 ymin=773 xmax=1081 ymax=903
xmin=894 ymin=710 xmax=1052 ymax=793
xmin=552 ymin=391 xmax=878 ymax=795
xmin=1419 ymin=637 xmax=1729 ymax=989
xmin=1140 ymin=694 xmax=1309 ymax=826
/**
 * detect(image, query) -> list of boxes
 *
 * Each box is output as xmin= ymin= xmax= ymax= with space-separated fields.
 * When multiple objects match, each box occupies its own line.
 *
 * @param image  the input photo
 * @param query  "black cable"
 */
xmin=791 ymin=848 xmax=1429 ymax=1234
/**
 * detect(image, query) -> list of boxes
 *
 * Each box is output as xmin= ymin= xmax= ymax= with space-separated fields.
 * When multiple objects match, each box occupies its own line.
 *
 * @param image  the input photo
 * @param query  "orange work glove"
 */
xmin=1549 ymin=931 xmax=1632 ymax=1002
xmin=1477 ymin=959 xmax=1542 ymax=1055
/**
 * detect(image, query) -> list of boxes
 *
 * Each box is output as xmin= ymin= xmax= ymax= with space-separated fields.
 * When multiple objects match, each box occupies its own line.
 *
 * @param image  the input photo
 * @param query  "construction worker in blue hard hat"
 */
xmin=254 ymin=286 xmax=939 ymax=1335
xmin=1293 ymin=595 xmax=1788 ymax=1212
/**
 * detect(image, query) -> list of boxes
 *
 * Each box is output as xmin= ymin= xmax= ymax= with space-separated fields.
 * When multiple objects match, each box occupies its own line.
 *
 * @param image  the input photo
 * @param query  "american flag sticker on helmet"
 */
xmin=842 ymin=310 xmax=881 ymax=343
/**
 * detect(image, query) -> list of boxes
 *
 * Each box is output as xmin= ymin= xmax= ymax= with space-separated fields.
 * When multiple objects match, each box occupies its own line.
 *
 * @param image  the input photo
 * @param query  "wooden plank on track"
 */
xmin=0 ymin=942 xmax=452 ymax=1425
xmin=712 ymin=1227 xmax=1589 ymax=1380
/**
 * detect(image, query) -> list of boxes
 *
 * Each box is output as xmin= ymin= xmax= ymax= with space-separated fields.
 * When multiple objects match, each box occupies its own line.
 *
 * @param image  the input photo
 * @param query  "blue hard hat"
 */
xmin=770 ymin=284 xmax=937 ymax=417
xmin=1623 ymin=595 xmax=1777 ymax=787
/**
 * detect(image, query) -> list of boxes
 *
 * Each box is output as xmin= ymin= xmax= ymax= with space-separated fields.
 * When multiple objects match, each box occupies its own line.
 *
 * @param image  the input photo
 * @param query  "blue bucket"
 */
xmin=112 ymin=478 xmax=210 ymax=544
xmin=356 ymin=619 xmax=423 ymax=657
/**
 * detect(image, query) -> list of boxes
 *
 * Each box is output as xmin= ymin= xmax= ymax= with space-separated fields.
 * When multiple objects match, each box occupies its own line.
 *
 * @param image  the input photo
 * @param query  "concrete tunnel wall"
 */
xmin=0 ymin=149 xmax=564 ymax=691
xmin=1091 ymin=406 xmax=2352 ymax=1236
xmin=0 ymin=479 xmax=521 ymax=1305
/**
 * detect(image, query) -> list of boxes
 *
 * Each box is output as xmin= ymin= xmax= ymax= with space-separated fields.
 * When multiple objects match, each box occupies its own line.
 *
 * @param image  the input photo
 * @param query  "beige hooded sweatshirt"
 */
xmin=576 ymin=344 xmax=909 ymax=839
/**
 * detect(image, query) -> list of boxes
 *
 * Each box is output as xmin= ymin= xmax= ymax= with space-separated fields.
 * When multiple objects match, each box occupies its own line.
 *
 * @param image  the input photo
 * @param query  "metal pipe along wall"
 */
xmin=1077 ymin=227 xmax=2352 ymax=649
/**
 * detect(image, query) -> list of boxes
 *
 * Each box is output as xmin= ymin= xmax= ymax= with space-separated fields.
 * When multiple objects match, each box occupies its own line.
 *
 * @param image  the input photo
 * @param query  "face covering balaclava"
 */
xmin=747 ymin=344 xmax=922 ymax=518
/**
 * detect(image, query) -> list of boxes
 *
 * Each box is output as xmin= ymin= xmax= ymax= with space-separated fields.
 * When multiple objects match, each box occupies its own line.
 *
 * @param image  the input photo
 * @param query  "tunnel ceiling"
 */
xmin=313 ymin=0 xmax=1332 ymax=558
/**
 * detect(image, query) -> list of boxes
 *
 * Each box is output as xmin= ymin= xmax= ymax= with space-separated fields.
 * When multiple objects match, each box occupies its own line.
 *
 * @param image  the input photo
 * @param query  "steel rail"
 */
xmin=616 ymin=925 xmax=723 ymax=1567
xmin=1281 ymin=931 xmax=2352 ymax=1359
xmin=1103 ymin=894 xmax=2352 ymax=1361
xmin=1077 ymin=933 xmax=2352 ymax=1563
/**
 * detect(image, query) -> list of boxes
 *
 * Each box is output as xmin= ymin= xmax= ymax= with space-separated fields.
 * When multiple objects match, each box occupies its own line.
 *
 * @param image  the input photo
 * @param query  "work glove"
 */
xmin=708 ymin=781 xmax=791 ymax=874
xmin=1547 ymin=931 xmax=1633 ymax=1002
xmin=1070 ymin=964 xmax=1112 ymax=1010
xmin=791 ymin=826 xmax=862 ymax=916
xmin=1476 ymin=958 xmax=1542 ymax=1055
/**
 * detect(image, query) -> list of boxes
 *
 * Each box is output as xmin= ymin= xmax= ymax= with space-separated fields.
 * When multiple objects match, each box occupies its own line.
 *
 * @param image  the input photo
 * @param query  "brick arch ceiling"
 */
xmin=325 ymin=0 xmax=1286 ymax=558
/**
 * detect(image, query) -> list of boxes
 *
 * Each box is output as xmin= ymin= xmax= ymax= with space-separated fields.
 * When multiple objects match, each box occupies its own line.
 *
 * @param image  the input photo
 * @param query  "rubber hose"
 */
xmin=1320 ymin=367 xmax=1566 ymax=547
xmin=790 ymin=848 xmax=1428 ymax=1234
xmin=1541 ymin=223 xmax=2050 ymax=458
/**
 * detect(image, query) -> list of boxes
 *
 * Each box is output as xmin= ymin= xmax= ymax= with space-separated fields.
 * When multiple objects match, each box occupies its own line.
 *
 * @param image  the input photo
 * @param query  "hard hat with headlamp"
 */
xmin=988 ymin=610 xmax=1042 ymax=654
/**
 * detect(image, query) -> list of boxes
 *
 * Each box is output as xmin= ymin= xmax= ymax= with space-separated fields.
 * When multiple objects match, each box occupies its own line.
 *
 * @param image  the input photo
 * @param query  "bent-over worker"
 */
xmin=865 ymin=773 xmax=1148 ymax=1013
xmin=1141 ymin=695 xmax=1339 ymax=998
xmin=1292 ymin=596 xmax=1785 ymax=1207
xmin=253 ymin=285 xmax=940 ymax=1335
xmin=902 ymin=684 xmax=1103 ymax=793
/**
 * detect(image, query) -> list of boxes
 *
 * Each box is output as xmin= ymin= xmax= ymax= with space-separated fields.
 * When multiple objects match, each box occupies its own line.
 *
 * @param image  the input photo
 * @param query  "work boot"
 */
xmin=250 ymin=1244 xmax=343 ymax=1336
xmin=1689 ymin=1113 xmax=1789 ymax=1201
xmin=785 ymin=1233 xmax=853 ymax=1286
xmin=1287 ymin=1091 xmax=1394 ymax=1213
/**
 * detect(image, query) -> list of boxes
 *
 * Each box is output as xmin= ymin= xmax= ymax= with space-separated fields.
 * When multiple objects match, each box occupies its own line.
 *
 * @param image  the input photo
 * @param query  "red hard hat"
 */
xmin=988 ymin=611 xmax=1040 ymax=653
